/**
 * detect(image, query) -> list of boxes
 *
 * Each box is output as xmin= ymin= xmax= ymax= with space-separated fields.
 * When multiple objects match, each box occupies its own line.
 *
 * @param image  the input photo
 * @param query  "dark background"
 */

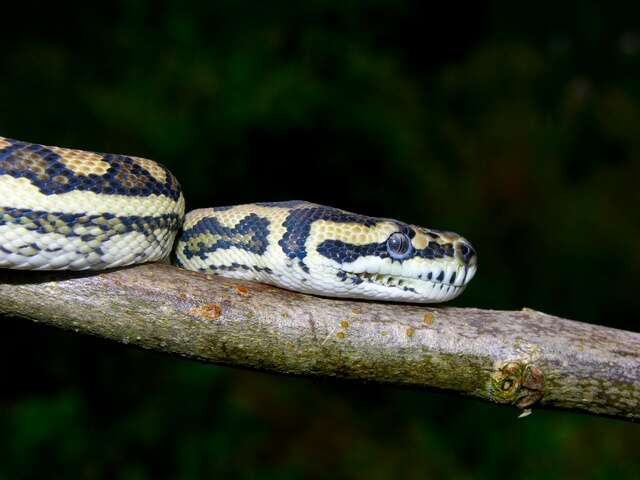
xmin=1 ymin=1 xmax=639 ymax=478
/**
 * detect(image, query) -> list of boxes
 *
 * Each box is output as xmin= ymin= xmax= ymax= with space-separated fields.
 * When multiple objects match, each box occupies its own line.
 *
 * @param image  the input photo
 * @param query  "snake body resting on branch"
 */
xmin=0 ymin=136 xmax=477 ymax=303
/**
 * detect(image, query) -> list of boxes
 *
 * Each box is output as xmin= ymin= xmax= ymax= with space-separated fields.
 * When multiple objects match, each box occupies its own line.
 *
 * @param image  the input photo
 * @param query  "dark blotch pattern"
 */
xmin=279 ymin=206 xmax=378 ymax=272
xmin=0 ymin=206 xmax=181 ymax=260
xmin=423 ymin=241 xmax=454 ymax=259
xmin=318 ymin=239 xmax=387 ymax=264
xmin=179 ymin=214 xmax=270 ymax=260
xmin=0 ymin=138 xmax=181 ymax=200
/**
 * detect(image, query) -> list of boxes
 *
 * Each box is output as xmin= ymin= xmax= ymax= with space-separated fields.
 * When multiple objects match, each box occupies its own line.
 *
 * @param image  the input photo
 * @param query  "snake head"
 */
xmin=176 ymin=202 xmax=476 ymax=304
xmin=306 ymin=211 xmax=477 ymax=303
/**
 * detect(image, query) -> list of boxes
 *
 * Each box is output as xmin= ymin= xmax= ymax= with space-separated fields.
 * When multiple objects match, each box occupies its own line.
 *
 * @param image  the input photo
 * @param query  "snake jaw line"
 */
xmin=337 ymin=261 xmax=477 ymax=303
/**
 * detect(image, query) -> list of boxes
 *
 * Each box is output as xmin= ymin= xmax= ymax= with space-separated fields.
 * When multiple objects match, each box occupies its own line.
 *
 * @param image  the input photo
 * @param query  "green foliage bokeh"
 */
xmin=0 ymin=1 xmax=638 ymax=478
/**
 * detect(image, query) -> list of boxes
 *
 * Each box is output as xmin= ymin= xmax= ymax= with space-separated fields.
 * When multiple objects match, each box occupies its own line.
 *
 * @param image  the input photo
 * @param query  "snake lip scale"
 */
xmin=0 ymin=136 xmax=477 ymax=303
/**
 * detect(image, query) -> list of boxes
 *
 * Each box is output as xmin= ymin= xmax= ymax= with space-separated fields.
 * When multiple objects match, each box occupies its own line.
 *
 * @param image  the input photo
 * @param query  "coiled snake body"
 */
xmin=0 ymin=136 xmax=477 ymax=303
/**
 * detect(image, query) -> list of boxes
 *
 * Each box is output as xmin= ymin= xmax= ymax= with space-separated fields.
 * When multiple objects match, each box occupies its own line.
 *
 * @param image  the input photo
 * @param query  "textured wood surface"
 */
xmin=0 ymin=263 xmax=638 ymax=422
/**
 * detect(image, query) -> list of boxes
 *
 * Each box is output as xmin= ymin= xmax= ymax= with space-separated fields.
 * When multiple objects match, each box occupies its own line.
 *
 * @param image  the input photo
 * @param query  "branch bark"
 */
xmin=0 ymin=263 xmax=638 ymax=422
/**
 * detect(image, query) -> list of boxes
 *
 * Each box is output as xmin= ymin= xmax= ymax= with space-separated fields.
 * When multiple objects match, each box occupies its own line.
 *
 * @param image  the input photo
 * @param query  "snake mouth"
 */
xmin=338 ymin=264 xmax=476 ymax=302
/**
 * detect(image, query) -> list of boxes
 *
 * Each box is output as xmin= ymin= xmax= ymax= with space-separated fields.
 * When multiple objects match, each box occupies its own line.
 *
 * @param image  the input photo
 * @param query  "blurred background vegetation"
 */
xmin=1 ymin=0 xmax=639 ymax=478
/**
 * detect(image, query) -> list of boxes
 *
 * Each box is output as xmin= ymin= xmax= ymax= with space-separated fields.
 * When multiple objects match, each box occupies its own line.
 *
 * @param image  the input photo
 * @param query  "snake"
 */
xmin=0 ymin=136 xmax=477 ymax=303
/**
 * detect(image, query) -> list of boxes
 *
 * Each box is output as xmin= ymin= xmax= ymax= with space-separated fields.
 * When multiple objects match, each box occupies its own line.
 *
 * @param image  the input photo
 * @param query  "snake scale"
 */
xmin=0 ymin=136 xmax=477 ymax=303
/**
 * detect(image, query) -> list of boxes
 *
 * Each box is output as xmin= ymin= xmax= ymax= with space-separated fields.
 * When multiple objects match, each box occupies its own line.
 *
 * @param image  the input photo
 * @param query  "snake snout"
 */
xmin=456 ymin=240 xmax=477 ymax=267
xmin=453 ymin=239 xmax=477 ymax=286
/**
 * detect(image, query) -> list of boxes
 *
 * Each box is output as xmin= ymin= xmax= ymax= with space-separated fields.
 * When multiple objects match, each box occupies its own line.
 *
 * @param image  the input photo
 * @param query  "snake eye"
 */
xmin=387 ymin=232 xmax=412 ymax=259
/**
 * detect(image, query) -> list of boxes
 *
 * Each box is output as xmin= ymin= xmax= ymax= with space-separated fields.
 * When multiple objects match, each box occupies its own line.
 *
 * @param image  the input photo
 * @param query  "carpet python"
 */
xmin=0 ymin=136 xmax=477 ymax=303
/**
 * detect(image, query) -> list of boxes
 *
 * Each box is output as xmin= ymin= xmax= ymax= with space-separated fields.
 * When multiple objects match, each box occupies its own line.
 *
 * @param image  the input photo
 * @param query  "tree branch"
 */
xmin=0 ymin=263 xmax=638 ymax=422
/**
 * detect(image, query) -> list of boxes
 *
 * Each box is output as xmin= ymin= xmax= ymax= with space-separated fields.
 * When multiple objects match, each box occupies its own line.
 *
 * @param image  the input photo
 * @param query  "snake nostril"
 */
xmin=458 ymin=242 xmax=476 ymax=265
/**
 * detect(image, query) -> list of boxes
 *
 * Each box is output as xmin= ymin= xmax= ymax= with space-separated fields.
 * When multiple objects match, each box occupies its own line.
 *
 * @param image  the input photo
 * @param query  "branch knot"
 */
xmin=490 ymin=361 xmax=545 ymax=409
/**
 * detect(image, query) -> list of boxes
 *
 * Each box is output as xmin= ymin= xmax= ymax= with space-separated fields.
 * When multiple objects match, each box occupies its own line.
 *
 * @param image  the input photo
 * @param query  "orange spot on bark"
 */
xmin=189 ymin=304 xmax=222 ymax=320
xmin=235 ymin=285 xmax=249 ymax=296
xmin=423 ymin=312 xmax=435 ymax=326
